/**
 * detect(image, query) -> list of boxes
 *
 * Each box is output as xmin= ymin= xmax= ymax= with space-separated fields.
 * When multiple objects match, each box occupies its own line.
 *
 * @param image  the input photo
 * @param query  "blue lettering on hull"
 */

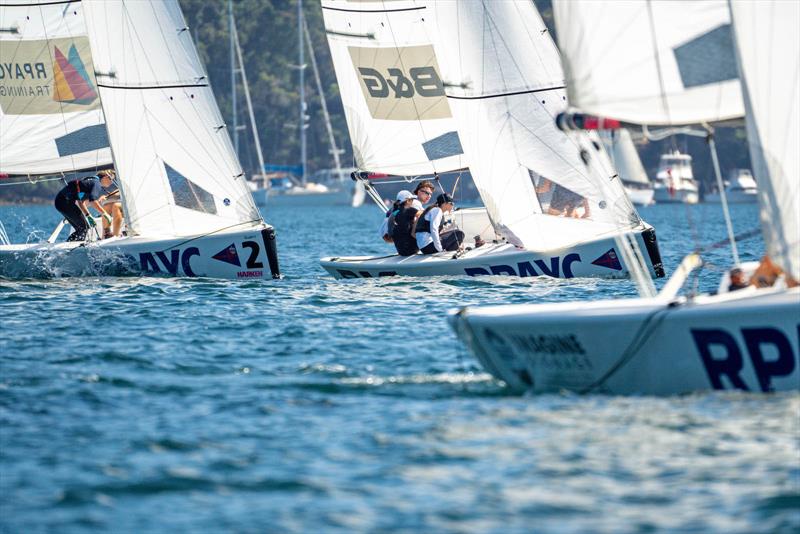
xmin=139 ymin=247 xmax=201 ymax=277
xmin=692 ymin=326 xmax=799 ymax=392
xmin=465 ymin=254 xmax=582 ymax=279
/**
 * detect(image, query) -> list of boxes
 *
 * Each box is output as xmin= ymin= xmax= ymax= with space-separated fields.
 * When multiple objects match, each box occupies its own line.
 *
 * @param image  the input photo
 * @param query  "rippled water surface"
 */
xmin=1 ymin=202 xmax=797 ymax=533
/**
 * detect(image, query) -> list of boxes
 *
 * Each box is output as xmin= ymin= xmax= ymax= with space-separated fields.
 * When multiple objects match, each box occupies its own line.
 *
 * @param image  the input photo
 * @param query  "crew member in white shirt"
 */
xmin=415 ymin=193 xmax=464 ymax=254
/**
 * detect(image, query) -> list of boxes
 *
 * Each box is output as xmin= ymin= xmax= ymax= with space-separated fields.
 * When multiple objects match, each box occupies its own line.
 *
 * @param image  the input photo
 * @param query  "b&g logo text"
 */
xmin=349 ymin=45 xmax=452 ymax=121
xmin=357 ymin=66 xmax=445 ymax=99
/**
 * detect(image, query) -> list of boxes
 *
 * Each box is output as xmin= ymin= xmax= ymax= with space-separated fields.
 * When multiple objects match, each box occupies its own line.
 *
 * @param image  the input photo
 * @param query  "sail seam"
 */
xmin=97 ymin=83 xmax=209 ymax=90
xmin=321 ymin=6 xmax=425 ymax=14
xmin=446 ymin=85 xmax=565 ymax=100
xmin=0 ymin=0 xmax=78 ymax=5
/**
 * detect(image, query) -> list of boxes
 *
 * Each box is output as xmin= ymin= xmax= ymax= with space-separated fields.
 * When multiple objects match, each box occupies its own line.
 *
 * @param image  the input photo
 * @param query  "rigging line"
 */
xmin=645 ymin=0 xmax=672 ymax=125
xmin=155 ymin=218 xmax=264 ymax=253
xmin=446 ymin=86 xmax=566 ymax=100
xmin=578 ymin=306 xmax=672 ymax=394
xmin=0 ymin=175 xmax=65 ymax=186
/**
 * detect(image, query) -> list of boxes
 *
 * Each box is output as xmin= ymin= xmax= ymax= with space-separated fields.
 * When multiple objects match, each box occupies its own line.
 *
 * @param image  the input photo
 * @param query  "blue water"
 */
xmin=1 ymin=203 xmax=798 ymax=533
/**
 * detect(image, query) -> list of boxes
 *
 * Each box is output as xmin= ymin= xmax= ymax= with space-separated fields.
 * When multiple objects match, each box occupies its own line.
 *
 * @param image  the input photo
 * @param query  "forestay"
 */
xmin=427 ymin=0 xmax=638 ymax=250
xmin=730 ymin=1 xmax=800 ymax=281
xmin=553 ymin=0 xmax=744 ymax=125
xmin=320 ymin=0 xmax=466 ymax=176
xmin=82 ymin=0 xmax=260 ymax=238
xmin=0 ymin=0 xmax=112 ymax=175
xmin=600 ymin=129 xmax=649 ymax=186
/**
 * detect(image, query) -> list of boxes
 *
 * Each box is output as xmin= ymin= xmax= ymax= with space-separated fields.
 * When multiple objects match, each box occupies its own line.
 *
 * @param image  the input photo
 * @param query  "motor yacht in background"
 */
xmin=706 ymin=169 xmax=758 ymax=204
xmin=653 ymin=150 xmax=699 ymax=204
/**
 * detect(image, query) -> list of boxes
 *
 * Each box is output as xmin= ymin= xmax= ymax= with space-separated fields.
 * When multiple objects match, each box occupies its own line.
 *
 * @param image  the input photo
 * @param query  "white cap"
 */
xmin=396 ymin=190 xmax=417 ymax=202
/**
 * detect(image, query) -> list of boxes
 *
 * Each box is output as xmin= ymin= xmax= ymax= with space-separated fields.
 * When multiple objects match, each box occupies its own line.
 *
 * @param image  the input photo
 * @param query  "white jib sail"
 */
xmin=0 ymin=0 xmax=112 ymax=175
xmin=427 ymin=0 xmax=638 ymax=250
xmin=600 ymin=129 xmax=650 ymax=186
xmin=553 ymin=0 xmax=744 ymax=126
xmin=82 ymin=0 xmax=260 ymax=238
xmin=731 ymin=0 xmax=800 ymax=281
xmin=321 ymin=0 xmax=466 ymax=176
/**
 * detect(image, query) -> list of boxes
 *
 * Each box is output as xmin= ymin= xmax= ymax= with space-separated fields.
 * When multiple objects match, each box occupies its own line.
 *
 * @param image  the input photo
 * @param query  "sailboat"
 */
xmin=653 ymin=150 xmax=699 ymax=204
xmin=0 ymin=0 xmax=279 ymax=280
xmin=318 ymin=0 xmax=664 ymax=281
xmin=449 ymin=0 xmax=799 ymax=395
xmin=600 ymin=129 xmax=654 ymax=206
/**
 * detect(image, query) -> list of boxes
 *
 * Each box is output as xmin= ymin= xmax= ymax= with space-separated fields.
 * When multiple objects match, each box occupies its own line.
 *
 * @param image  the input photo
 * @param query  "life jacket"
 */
xmin=414 ymin=205 xmax=443 ymax=235
xmin=392 ymin=206 xmax=417 ymax=240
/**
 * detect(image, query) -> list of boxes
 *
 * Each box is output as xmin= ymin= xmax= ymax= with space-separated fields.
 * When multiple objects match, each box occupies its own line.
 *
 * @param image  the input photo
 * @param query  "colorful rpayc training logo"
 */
xmin=52 ymin=44 xmax=97 ymax=105
xmin=0 ymin=36 xmax=100 ymax=115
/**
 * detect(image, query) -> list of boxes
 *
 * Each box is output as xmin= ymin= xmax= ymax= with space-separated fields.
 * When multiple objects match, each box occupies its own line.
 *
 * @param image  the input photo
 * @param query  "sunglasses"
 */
xmin=418 ymin=190 xmax=433 ymax=196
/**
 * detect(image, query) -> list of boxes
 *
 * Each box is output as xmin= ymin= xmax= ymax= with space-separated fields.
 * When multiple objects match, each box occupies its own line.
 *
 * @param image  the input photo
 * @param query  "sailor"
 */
xmin=54 ymin=172 xmax=114 ymax=241
xmin=378 ymin=191 xmax=405 ymax=243
xmin=98 ymin=169 xmax=124 ymax=238
xmin=415 ymin=193 xmax=465 ymax=254
xmin=412 ymin=180 xmax=435 ymax=211
xmin=391 ymin=190 xmax=420 ymax=256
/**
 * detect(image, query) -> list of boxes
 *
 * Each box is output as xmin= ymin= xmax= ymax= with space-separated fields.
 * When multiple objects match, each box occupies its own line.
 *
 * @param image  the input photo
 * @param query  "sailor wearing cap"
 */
xmin=379 ymin=190 xmax=417 ymax=243
xmin=391 ymin=190 xmax=421 ymax=256
xmin=415 ymin=193 xmax=465 ymax=254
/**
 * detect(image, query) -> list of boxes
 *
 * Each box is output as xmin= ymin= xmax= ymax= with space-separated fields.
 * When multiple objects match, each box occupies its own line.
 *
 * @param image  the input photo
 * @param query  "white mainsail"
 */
xmin=0 ymin=0 xmax=112 ymax=175
xmin=600 ymin=129 xmax=649 ymax=186
xmin=81 ymin=0 xmax=260 ymax=238
xmin=553 ymin=0 xmax=744 ymax=125
xmin=730 ymin=0 xmax=799 ymax=281
xmin=427 ymin=0 xmax=638 ymax=250
xmin=320 ymin=0 xmax=466 ymax=176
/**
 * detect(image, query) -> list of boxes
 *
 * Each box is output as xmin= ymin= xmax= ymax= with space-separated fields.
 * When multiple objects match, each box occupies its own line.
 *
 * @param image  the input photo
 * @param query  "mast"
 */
xmin=232 ymin=9 xmax=267 ymax=187
xmin=303 ymin=17 xmax=344 ymax=184
xmin=229 ymin=0 xmax=238 ymax=156
xmin=298 ymin=0 xmax=307 ymax=185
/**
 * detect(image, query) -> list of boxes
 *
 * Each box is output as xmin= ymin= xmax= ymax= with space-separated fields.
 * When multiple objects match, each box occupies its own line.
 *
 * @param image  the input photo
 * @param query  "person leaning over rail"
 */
xmin=415 ymin=193 xmax=465 ymax=254
xmin=54 ymin=172 xmax=115 ymax=241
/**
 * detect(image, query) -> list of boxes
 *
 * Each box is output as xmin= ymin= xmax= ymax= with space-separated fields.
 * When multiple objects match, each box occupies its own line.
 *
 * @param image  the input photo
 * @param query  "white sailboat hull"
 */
xmin=449 ymin=287 xmax=800 ymax=395
xmin=705 ymin=190 xmax=758 ymax=204
xmin=625 ymin=186 xmax=655 ymax=206
xmin=321 ymin=224 xmax=663 ymax=280
xmin=0 ymin=223 xmax=279 ymax=280
xmin=653 ymin=184 xmax=699 ymax=204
